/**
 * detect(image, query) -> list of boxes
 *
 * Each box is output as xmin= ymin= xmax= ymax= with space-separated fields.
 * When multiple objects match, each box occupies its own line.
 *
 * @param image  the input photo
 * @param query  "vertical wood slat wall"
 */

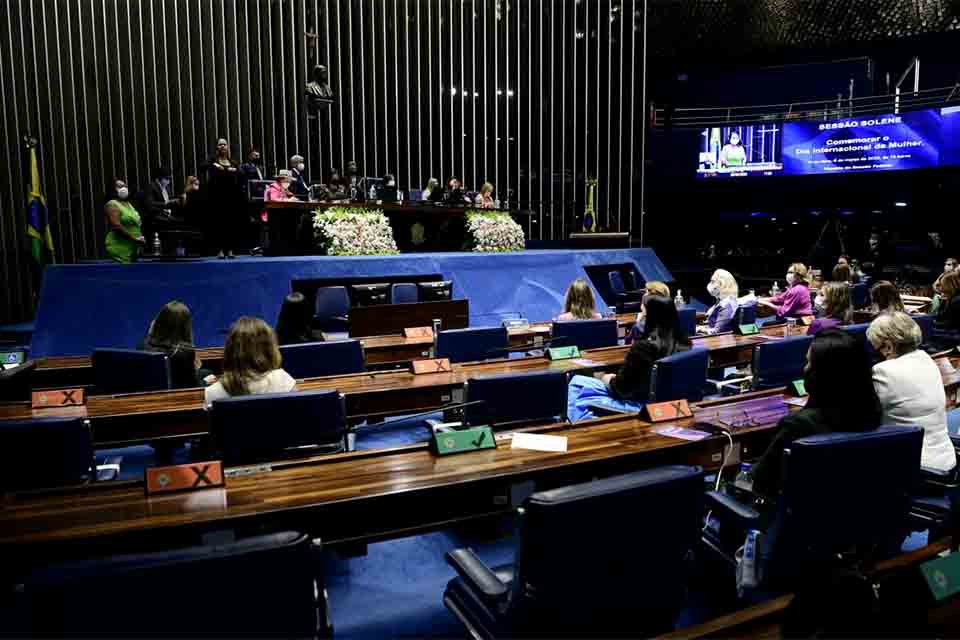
xmin=0 ymin=0 xmax=644 ymax=324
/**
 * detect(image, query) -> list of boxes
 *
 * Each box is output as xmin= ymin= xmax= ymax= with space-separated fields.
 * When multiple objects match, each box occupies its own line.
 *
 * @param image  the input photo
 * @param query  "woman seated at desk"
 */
xmin=935 ymin=271 xmax=960 ymax=333
xmin=567 ymin=296 xmax=690 ymax=422
xmin=758 ymin=262 xmax=813 ymax=319
xmin=142 ymin=301 xmax=211 ymax=389
xmin=204 ymin=317 xmax=296 ymax=409
xmin=870 ymin=280 xmax=905 ymax=315
xmin=807 ymin=281 xmax=852 ymax=335
xmin=627 ymin=281 xmax=671 ymax=342
xmin=701 ymin=269 xmax=739 ymax=335
xmin=275 ymin=292 xmax=314 ymax=345
xmin=868 ymin=312 xmax=956 ymax=473
xmin=556 ymin=278 xmax=603 ymax=321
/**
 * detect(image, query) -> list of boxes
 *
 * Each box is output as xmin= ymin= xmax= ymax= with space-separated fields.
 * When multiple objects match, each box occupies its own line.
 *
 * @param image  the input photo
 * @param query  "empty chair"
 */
xmin=677 ymin=307 xmax=698 ymax=337
xmin=314 ymin=285 xmax=350 ymax=333
xmin=913 ymin=313 xmax=935 ymax=346
xmin=551 ymin=319 xmax=619 ymax=351
xmin=0 ymin=417 xmax=112 ymax=492
xmin=390 ymin=282 xmax=418 ymax=304
xmin=608 ymin=271 xmax=643 ymax=308
xmin=703 ymin=427 xmax=921 ymax=591
xmin=465 ymin=370 xmax=568 ymax=428
xmin=91 ymin=348 xmax=171 ymax=394
xmin=443 ymin=466 xmax=704 ymax=637
xmin=9 ymin=531 xmax=330 ymax=637
xmin=649 ymin=347 xmax=709 ymax=402
xmin=279 ymin=340 xmax=364 ymax=379
xmin=436 ymin=326 xmax=509 ymax=363
xmin=623 ymin=270 xmax=644 ymax=292
xmin=0 ymin=360 xmax=37 ymax=401
xmin=850 ymin=282 xmax=870 ymax=309
xmin=210 ymin=389 xmax=348 ymax=465
xmin=751 ymin=334 xmax=814 ymax=390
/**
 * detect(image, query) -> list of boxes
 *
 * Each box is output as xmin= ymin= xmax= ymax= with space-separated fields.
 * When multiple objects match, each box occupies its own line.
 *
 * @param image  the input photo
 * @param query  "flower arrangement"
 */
xmin=465 ymin=211 xmax=525 ymax=253
xmin=312 ymin=207 xmax=399 ymax=256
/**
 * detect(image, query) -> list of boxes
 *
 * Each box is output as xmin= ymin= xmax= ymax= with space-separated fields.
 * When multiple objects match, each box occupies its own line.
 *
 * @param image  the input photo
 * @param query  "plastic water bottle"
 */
xmin=152 ymin=233 xmax=162 ymax=256
xmin=368 ymin=185 xmax=377 ymax=200
xmin=674 ymin=289 xmax=684 ymax=307
xmin=431 ymin=318 xmax=442 ymax=357
xmin=770 ymin=281 xmax=780 ymax=297
xmin=734 ymin=462 xmax=754 ymax=492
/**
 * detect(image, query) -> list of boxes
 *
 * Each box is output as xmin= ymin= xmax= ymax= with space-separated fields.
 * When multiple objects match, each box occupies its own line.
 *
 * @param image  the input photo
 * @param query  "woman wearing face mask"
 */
xmin=206 ymin=138 xmax=243 ymax=259
xmin=264 ymin=170 xmax=298 ymax=203
xmin=104 ymin=178 xmax=145 ymax=263
xmin=719 ymin=131 xmax=746 ymax=168
xmin=703 ymin=269 xmax=739 ymax=334
xmin=758 ymin=262 xmax=813 ymax=319
xmin=752 ymin=329 xmax=882 ymax=499
xmin=807 ymin=281 xmax=852 ymax=335
xmin=868 ymin=312 xmax=955 ymax=473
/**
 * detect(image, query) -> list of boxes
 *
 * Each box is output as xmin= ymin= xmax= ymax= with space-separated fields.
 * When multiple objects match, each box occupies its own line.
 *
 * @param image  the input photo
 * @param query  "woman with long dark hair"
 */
xmin=567 ymin=295 xmax=691 ymax=421
xmin=275 ymin=292 xmax=313 ymax=345
xmin=142 ymin=300 xmax=207 ymax=388
xmin=752 ymin=329 xmax=882 ymax=498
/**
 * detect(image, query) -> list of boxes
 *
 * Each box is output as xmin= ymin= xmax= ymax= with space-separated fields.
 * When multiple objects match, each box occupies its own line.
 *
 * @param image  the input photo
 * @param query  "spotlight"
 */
xmin=894 ymin=201 xmax=908 ymax=207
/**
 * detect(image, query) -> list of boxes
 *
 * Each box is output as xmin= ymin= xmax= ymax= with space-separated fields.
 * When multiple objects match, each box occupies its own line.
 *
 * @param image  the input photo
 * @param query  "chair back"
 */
xmin=11 ymin=531 xmax=322 ymax=636
xmin=623 ymin=270 xmax=643 ymax=292
xmin=677 ymin=307 xmax=698 ymax=336
xmin=608 ymin=271 xmax=626 ymax=295
xmin=649 ymin=348 xmax=709 ymax=402
xmin=279 ymin=340 xmax=364 ymax=379
xmin=465 ymin=370 xmax=567 ymax=427
xmin=314 ymin=285 xmax=351 ymax=331
xmin=391 ymin=282 xmax=418 ymax=304
xmin=92 ymin=348 xmax=171 ymax=394
xmin=736 ymin=304 xmax=757 ymax=326
xmin=850 ymin=282 xmax=870 ymax=309
xmin=0 ymin=360 xmax=37 ymax=401
xmin=436 ymin=326 xmax=509 ymax=363
xmin=0 ymin=417 xmax=94 ymax=491
xmin=551 ymin=319 xmax=619 ymax=351
xmin=913 ymin=313 xmax=934 ymax=346
xmin=768 ymin=427 xmax=922 ymax=584
xmin=751 ymin=334 xmax=813 ymax=390
xmin=512 ymin=466 xmax=703 ymax=635
xmin=211 ymin=390 xmax=347 ymax=465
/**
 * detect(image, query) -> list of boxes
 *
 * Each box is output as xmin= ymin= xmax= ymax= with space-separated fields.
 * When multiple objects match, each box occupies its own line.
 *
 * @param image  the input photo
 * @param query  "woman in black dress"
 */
xmin=205 ymin=138 xmax=244 ymax=258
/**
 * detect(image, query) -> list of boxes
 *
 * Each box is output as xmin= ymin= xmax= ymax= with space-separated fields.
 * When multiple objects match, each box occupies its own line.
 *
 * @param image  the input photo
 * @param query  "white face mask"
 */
xmin=116 ymin=187 xmax=129 ymax=199
xmin=785 ymin=273 xmax=796 ymax=286
xmin=814 ymin=295 xmax=825 ymax=308
xmin=707 ymin=282 xmax=721 ymax=298
xmin=296 ymin=163 xmax=305 ymax=172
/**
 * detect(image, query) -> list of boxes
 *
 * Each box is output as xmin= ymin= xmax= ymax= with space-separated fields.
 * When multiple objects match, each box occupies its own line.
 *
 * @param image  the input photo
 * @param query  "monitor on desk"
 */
xmin=0 ymin=349 xmax=26 ymax=370
xmin=417 ymin=281 xmax=453 ymax=302
xmin=351 ymin=283 xmax=391 ymax=307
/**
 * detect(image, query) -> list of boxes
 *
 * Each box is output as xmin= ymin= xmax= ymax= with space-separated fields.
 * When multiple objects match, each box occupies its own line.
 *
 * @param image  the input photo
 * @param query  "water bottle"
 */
xmin=734 ymin=462 xmax=754 ymax=492
xmin=674 ymin=289 xmax=684 ymax=307
xmin=736 ymin=529 xmax=764 ymax=596
xmin=152 ymin=233 xmax=162 ymax=256
xmin=432 ymin=318 xmax=442 ymax=357
xmin=770 ymin=281 xmax=780 ymax=297
xmin=369 ymin=185 xmax=377 ymax=200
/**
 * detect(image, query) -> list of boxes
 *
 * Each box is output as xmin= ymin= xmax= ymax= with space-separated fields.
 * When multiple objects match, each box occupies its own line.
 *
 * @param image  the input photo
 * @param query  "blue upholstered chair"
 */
xmin=840 ymin=322 xmax=869 ymax=342
xmin=210 ymin=390 xmax=348 ymax=465
xmin=464 ymin=370 xmax=568 ymax=428
xmin=391 ymin=282 xmax=419 ymax=304
xmin=443 ymin=466 xmax=704 ymax=637
xmin=436 ymin=327 xmax=509 ymax=363
xmin=314 ymin=286 xmax=350 ymax=332
xmin=649 ymin=347 xmax=709 ymax=402
xmin=279 ymin=340 xmax=364 ymax=379
xmin=551 ymin=319 xmax=619 ymax=351
xmin=9 ymin=531 xmax=330 ymax=636
xmin=677 ymin=307 xmax=698 ymax=337
xmin=735 ymin=304 xmax=757 ymax=326
xmin=703 ymin=427 xmax=921 ymax=592
xmin=0 ymin=417 xmax=117 ymax=491
xmin=850 ymin=282 xmax=870 ymax=309
xmin=750 ymin=334 xmax=813 ymax=390
xmin=908 ymin=433 xmax=960 ymax=541
xmin=91 ymin=348 xmax=171 ymax=394
xmin=913 ymin=313 xmax=934 ymax=346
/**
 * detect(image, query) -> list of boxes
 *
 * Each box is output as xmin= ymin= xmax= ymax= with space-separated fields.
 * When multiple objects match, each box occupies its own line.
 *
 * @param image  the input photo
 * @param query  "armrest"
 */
xmin=583 ymin=402 xmax=638 ymax=417
xmin=920 ymin=465 xmax=960 ymax=490
xmin=705 ymin=490 xmax=761 ymax=529
xmin=445 ymin=548 xmax=509 ymax=601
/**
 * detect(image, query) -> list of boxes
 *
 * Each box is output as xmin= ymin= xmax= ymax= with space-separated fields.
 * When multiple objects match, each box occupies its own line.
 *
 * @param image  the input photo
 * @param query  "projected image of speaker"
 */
xmin=417 ymin=281 xmax=453 ymax=302
xmin=350 ymin=283 xmax=390 ymax=306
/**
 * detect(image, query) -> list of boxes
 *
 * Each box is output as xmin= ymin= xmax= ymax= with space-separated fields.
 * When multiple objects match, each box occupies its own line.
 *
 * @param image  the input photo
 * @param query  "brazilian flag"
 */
xmin=26 ymin=144 xmax=54 ymax=270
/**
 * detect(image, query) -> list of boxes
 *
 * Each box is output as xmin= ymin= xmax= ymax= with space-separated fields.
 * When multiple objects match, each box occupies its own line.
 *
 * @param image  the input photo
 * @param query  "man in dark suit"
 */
xmin=143 ymin=166 xmax=182 ymax=233
xmin=288 ymin=154 xmax=309 ymax=200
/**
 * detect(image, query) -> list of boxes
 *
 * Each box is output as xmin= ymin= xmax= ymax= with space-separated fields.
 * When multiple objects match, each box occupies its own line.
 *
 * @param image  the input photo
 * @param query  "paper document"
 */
xmin=511 ymin=433 xmax=568 ymax=452
xmin=652 ymin=425 xmax=711 ymax=441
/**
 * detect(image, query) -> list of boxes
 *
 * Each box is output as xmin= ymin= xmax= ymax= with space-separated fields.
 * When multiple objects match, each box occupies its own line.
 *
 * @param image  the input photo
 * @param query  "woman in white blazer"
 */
xmin=867 ymin=312 xmax=956 ymax=472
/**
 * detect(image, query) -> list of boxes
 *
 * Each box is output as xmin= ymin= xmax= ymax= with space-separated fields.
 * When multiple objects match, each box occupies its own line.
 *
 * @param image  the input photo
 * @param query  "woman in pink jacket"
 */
xmin=759 ymin=262 xmax=813 ymax=318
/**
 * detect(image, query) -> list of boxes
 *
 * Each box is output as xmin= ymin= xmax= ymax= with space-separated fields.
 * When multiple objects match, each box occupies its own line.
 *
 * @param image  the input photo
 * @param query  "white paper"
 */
xmin=510 ymin=432 xmax=568 ymax=453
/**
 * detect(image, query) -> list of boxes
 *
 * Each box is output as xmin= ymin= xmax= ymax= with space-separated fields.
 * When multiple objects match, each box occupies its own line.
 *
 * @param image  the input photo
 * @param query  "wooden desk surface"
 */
xmin=0 ymin=390 xmax=786 ymax=552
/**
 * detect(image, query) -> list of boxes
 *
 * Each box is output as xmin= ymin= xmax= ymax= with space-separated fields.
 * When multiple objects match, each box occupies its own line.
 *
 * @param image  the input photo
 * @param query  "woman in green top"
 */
xmin=104 ymin=178 xmax=145 ymax=263
xmin=719 ymin=131 xmax=747 ymax=168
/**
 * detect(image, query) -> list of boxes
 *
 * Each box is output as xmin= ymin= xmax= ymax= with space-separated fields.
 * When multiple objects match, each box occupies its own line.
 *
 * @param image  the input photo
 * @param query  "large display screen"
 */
xmin=696 ymin=107 xmax=960 ymax=179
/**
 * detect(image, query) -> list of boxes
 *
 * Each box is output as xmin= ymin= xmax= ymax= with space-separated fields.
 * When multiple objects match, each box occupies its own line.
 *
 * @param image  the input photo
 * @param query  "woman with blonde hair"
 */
xmin=203 ymin=317 xmax=296 ymax=409
xmin=703 ymin=269 xmax=739 ymax=334
xmin=808 ymin=282 xmax=852 ymax=335
xmin=475 ymin=182 xmax=496 ymax=208
xmin=556 ymin=278 xmax=602 ymax=321
xmin=759 ymin=262 xmax=813 ymax=318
